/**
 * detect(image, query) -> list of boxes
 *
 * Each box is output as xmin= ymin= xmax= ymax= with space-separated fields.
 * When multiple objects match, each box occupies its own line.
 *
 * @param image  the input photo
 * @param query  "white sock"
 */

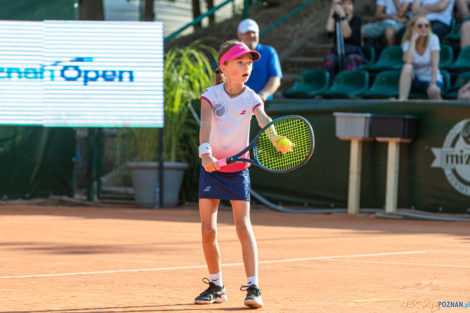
xmin=247 ymin=276 xmax=258 ymax=287
xmin=209 ymin=272 xmax=223 ymax=287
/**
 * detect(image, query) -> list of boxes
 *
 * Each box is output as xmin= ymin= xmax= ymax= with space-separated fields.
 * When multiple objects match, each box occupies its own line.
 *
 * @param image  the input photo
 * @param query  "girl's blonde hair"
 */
xmin=214 ymin=40 xmax=243 ymax=85
xmin=401 ymin=15 xmax=433 ymax=48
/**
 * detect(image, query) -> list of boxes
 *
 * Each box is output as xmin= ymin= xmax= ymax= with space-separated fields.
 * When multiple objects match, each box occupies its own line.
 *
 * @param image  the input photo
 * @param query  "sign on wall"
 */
xmin=0 ymin=20 xmax=164 ymax=128
xmin=432 ymin=119 xmax=470 ymax=196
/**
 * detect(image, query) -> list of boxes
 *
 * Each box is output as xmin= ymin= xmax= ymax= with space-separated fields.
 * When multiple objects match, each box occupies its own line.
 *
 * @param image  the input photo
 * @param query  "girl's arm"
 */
xmin=326 ymin=5 xmax=336 ymax=33
xmin=340 ymin=17 xmax=353 ymax=39
xmin=200 ymin=98 xmax=219 ymax=172
xmin=430 ymin=50 xmax=440 ymax=86
xmin=403 ymin=41 xmax=416 ymax=64
xmin=253 ymin=104 xmax=271 ymax=129
xmin=254 ymin=105 xmax=292 ymax=154
xmin=403 ymin=32 xmax=419 ymax=64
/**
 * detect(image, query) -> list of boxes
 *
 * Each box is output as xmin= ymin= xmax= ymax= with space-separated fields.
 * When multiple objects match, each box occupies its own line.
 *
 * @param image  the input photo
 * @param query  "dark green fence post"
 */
xmin=74 ymin=0 xmax=79 ymax=20
xmin=86 ymin=128 xmax=96 ymax=201
xmin=96 ymin=128 xmax=104 ymax=199
xmin=243 ymin=0 xmax=249 ymax=19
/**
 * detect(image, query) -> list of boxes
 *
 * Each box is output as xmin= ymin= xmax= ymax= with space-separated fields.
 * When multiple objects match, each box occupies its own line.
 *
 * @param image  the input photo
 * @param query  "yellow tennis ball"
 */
xmin=278 ymin=138 xmax=291 ymax=154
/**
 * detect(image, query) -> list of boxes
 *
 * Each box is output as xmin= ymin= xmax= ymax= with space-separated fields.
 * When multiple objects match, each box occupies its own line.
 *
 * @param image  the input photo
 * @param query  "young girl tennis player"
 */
xmin=195 ymin=40 xmax=286 ymax=309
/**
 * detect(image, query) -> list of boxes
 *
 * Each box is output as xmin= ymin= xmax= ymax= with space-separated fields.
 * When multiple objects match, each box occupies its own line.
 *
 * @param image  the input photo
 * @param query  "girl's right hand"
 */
xmin=201 ymin=154 xmax=220 ymax=172
xmin=411 ymin=30 xmax=420 ymax=42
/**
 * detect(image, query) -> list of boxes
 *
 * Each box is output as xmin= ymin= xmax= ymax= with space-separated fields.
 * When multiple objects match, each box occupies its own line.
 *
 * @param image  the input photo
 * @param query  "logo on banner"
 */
xmin=431 ymin=119 xmax=470 ymax=196
xmin=0 ymin=57 xmax=134 ymax=86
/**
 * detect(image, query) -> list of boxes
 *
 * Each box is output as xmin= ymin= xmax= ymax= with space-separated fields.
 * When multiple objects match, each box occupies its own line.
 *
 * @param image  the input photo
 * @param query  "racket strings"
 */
xmin=255 ymin=116 xmax=314 ymax=172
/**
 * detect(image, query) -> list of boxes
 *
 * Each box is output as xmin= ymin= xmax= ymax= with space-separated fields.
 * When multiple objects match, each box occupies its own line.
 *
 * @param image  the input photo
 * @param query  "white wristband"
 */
xmin=199 ymin=143 xmax=212 ymax=157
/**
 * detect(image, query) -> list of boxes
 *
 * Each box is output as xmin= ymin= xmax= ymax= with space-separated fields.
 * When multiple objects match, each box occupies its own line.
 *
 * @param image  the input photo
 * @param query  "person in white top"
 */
xmin=362 ymin=0 xmax=412 ymax=46
xmin=411 ymin=0 xmax=455 ymax=39
xmin=399 ymin=15 xmax=444 ymax=100
xmin=456 ymin=0 xmax=470 ymax=19
xmin=196 ymin=40 xmax=288 ymax=309
xmin=455 ymin=0 xmax=470 ymax=48
xmin=462 ymin=18 xmax=470 ymax=48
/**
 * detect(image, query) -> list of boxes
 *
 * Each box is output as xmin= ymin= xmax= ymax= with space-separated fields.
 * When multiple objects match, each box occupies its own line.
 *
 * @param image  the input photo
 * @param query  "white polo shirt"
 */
xmin=200 ymin=83 xmax=263 ymax=173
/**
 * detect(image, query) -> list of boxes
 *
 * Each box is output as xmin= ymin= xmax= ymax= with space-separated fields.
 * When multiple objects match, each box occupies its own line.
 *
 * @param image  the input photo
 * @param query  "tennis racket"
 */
xmin=216 ymin=115 xmax=314 ymax=173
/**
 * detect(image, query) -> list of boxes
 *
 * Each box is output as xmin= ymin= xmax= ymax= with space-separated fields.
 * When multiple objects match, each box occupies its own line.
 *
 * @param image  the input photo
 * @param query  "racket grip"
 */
xmin=216 ymin=158 xmax=227 ymax=167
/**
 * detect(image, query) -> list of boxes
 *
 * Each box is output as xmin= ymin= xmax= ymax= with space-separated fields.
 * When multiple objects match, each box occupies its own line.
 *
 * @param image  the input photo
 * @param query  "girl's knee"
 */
xmin=201 ymin=226 xmax=217 ymax=243
xmin=235 ymin=222 xmax=251 ymax=238
xmin=402 ymin=64 xmax=413 ymax=74
xmin=428 ymin=86 xmax=441 ymax=99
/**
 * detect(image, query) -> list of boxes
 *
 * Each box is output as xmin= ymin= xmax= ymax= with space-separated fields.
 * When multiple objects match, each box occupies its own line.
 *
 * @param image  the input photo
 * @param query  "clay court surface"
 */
xmin=1 ymin=204 xmax=469 ymax=313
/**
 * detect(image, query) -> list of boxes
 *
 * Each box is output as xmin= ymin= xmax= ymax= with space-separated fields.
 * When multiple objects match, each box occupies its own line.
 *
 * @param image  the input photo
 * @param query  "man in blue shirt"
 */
xmin=237 ymin=19 xmax=283 ymax=101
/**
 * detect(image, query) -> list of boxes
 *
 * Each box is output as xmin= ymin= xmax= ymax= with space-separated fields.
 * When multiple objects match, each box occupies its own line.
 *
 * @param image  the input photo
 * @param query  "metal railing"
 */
xmin=164 ymin=0 xmax=317 ymax=43
xmin=260 ymin=0 xmax=316 ymax=36
xmin=164 ymin=0 xmax=241 ymax=42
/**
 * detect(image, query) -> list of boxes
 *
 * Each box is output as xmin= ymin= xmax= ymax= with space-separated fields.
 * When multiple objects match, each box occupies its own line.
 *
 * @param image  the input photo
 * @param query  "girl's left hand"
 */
xmin=273 ymin=136 xmax=295 ymax=155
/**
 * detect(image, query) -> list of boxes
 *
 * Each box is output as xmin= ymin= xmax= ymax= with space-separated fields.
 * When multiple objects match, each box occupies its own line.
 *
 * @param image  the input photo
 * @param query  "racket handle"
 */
xmin=216 ymin=158 xmax=227 ymax=167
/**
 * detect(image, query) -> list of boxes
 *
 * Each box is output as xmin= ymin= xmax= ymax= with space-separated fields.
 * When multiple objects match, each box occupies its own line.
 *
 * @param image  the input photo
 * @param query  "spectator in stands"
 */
xmin=456 ymin=0 xmax=470 ymax=48
xmin=458 ymin=80 xmax=470 ymax=99
xmin=411 ymin=0 xmax=455 ymax=39
xmin=362 ymin=0 xmax=412 ymax=47
xmin=455 ymin=0 xmax=470 ymax=18
xmin=323 ymin=0 xmax=367 ymax=78
xmin=237 ymin=19 xmax=283 ymax=101
xmin=399 ymin=15 xmax=444 ymax=100
xmin=462 ymin=20 xmax=470 ymax=47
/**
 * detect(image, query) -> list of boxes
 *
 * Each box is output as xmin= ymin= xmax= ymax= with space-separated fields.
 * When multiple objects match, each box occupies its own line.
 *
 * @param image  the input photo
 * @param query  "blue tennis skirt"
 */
xmin=198 ymin=167 xmax=250 ymax=201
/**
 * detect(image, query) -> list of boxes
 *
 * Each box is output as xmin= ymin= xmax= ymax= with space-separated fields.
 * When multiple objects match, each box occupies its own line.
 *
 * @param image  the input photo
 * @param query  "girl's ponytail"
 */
xmin=214 ymin=68 xmax=224 ymax=85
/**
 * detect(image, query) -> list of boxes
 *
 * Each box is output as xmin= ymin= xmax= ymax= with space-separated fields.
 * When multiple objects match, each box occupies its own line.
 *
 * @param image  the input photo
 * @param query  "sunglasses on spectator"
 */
xmin=416 ymin=23 xmax=430 ymax=29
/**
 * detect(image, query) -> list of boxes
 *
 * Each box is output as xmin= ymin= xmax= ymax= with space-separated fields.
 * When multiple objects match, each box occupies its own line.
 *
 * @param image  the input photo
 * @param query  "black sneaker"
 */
xmin=194 ymin=278 xmax=227 ymax=304
xmin=241 ymin=284 xmax=264 ymax=308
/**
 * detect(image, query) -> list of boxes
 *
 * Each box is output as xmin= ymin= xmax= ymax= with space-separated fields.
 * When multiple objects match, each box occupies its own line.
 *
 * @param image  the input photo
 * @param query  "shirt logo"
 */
xmin=240 ymin=110 xmax=246 ymax=115
xmin=203 ymin=186 xmax=211 ymax=192
xmin=214 ymin=104 xmax=226 ymax=117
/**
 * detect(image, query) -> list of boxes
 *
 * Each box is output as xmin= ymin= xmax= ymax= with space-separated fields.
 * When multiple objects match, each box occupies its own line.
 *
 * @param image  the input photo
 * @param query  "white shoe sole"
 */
xmin=245 ymin=300 xmax=264 ymax=308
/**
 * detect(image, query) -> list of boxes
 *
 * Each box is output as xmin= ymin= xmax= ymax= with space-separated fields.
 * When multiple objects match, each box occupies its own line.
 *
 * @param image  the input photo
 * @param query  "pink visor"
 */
xmin=219 ymin=43 xmax=261 ymax=67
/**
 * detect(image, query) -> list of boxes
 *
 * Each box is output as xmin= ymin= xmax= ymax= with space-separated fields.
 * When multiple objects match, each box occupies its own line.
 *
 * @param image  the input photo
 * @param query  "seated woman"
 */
xmin=462 ymin=20 xmax=470 ymax=48
xmin=322 ymin=0 xmax=367 ymax=79
xmin=456 ymin=0 xmax=470 ymax=48
xmin=399 ymin=15 xmax=444 ymax=100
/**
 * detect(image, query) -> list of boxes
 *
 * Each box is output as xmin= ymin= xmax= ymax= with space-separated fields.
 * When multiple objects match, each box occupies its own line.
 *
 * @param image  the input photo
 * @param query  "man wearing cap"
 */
xmin=237 ymin=19 xmax=283 ymax=102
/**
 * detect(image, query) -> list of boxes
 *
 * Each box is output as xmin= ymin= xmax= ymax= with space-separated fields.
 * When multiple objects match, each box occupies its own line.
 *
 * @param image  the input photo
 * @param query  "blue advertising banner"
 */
xmin=0 ymin=20 xmax=164 ymax=128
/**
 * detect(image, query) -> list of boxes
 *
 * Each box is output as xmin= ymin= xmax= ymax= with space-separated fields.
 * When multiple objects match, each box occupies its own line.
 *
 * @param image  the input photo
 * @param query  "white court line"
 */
xmin=329 ymin=259 xmax=470 ymax=269
xmin=0 ymin=250 xmax=426 ymax=279
xmin=428 ymin=249 xmax=470 ymax=255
